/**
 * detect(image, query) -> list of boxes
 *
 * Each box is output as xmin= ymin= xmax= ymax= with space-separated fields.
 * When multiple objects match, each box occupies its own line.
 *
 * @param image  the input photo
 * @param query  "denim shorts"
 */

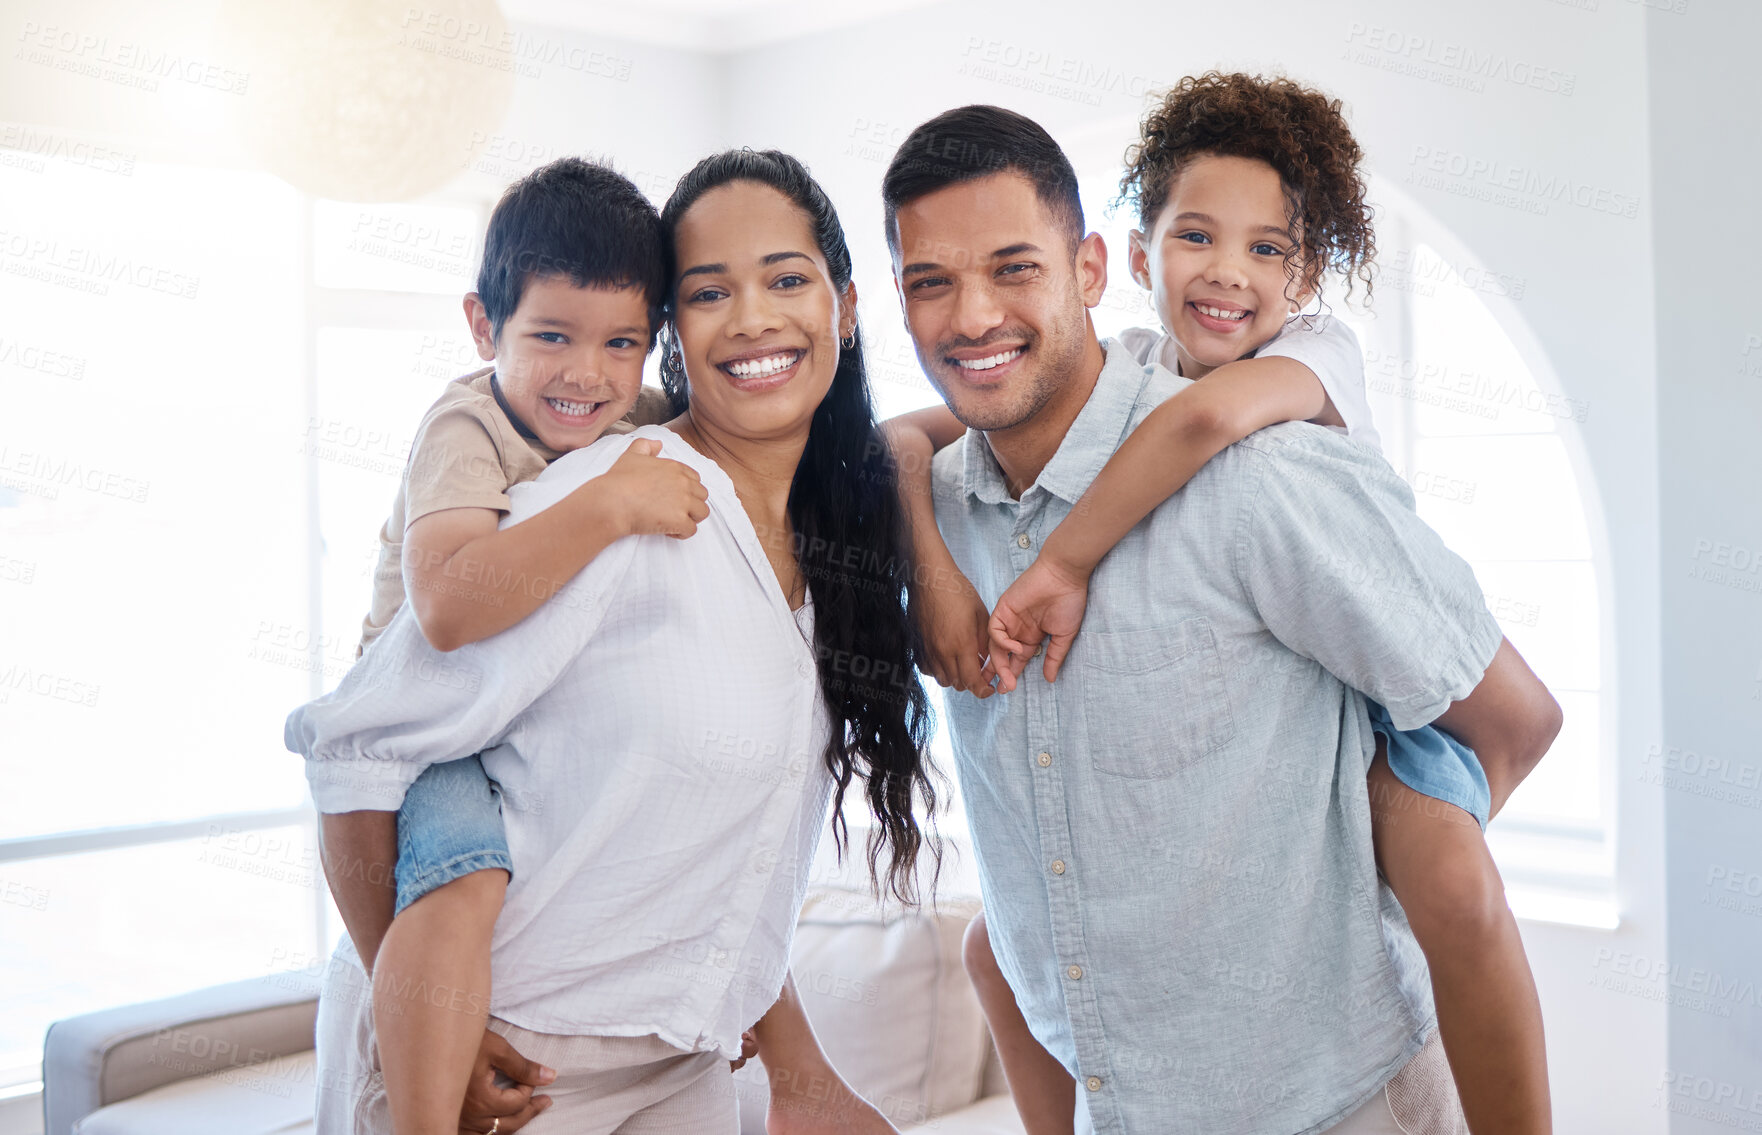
xmin=393 ymin=755 xmax=512 ymax=916
xmin=1365 ymin=699 xmax=1490 ymax=829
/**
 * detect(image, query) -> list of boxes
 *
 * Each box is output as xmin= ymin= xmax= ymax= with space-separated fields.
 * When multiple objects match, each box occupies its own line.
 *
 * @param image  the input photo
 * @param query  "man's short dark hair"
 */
xmin=476 ymin=157 xmax=669 ymax=345
xmin=881 ymin=105 xmax=1084 ymax=254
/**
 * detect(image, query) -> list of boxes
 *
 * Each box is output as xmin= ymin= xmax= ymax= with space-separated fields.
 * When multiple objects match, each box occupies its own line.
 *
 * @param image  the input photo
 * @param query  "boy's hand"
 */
xmin=458 ymin=1028 xmax=554 ymax=1133
xmin=731 ymin=1027 xmax=759 ymax=1072
xmin=910 ymin=562 xmax=999 ymax=699
xmin=602 ymin=438 xmax=710 ymax=539
xmin=988 ymin=554 xmax=1092 ymax=693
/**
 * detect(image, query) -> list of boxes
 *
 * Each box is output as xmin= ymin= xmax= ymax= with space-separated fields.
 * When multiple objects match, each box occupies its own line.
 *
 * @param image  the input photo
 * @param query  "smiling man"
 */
xmin=881 ymin=105 xmax=1559 ymax=1134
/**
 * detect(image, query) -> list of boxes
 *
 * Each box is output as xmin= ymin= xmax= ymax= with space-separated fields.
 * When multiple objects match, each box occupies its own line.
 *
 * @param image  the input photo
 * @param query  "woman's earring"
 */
xmin=840 ymin=334 xmax=855 ymax=350
xmin=669 ymin=351 xmax=682 ymax=369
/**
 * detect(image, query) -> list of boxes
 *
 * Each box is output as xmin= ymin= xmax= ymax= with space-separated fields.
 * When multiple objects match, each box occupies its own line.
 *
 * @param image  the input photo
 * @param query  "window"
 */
xmin=0 ymin=157 xmax=328 ymax=1084
xmin=0 ymin=159 xmax=514 ymax=1094
xmin=1359 ymin=217 xmax=1613 ymax=926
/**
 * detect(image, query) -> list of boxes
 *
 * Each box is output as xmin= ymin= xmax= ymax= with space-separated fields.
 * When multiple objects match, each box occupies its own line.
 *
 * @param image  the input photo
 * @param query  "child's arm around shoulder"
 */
xmin=1045 ymin=354 xmax=1336 ymax=577
xmin=989 ymin=354 xmax=1337 ymax=689
xmin=877 ymin=403 xmax=967 ymax=570
xmin=879 ymin=403 xmax=998 ymax=698
xmin=404 ymin=432 xmax=709 ymax=652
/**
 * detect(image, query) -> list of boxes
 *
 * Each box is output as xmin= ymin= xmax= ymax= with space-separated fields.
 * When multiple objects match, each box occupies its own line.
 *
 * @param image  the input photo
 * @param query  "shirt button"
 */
xmin=1015 ymin=532 xmax=1031 ymax=549
xmin=1036 ymin=751 xmax=1052 ymax=767
xmin=1050 ymin=859 xmax=1066 ymax=875
xmin=1086 ymin=1076 xmax=1103 ymax=1092
xmin=1067 ymin=964 xmax=1084 ymax=980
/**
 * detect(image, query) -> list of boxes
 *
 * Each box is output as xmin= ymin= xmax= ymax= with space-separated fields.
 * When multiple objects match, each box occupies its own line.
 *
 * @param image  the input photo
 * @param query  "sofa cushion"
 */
xmin=72 ymin=1051 xmax=316 ymax=1134
xmin=902 ymin=1093 xmax=1025 ymax=1135
xmin=734 ymin=887 xmax=988 ymax=1133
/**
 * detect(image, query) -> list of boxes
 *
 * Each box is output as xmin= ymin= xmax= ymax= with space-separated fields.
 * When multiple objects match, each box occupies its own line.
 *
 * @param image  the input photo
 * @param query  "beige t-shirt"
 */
xmin=357 ymin=367 xmax=675 ymax=653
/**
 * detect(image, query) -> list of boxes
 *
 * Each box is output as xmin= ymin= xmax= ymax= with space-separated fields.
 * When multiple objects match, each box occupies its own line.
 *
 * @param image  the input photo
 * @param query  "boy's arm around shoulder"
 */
xmin=290 ymin=507 xmax=647 ymax=813
xmin=404 ymin=433 xmax=708 ymax=651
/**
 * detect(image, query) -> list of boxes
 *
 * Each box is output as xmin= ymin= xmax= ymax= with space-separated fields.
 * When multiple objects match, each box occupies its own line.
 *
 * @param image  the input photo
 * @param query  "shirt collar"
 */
xmin=489 ymin=372 xmax=541 ymax=442
xmin=488 ymin=371 xmax=562 ymax=461
xmin=961 ymin=338 xmax=1151 ymax=506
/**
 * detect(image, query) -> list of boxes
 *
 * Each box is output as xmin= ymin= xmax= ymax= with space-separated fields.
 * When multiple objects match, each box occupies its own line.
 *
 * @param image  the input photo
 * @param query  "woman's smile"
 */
xmin=717 ymin=347 xmax=806 ymax=391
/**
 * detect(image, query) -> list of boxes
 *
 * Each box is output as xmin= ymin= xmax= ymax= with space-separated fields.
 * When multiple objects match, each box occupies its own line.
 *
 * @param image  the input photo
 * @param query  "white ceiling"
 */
xmin=501 ymin=0 xmax=945 ymax=54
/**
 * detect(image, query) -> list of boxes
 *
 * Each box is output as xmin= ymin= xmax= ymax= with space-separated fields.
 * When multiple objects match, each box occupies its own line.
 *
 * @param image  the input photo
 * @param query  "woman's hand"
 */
xmin=457 ymin=1028 xmax=555 ymax=1133
xmin=988 ymin=554 xmax=1092 ymax=693
xmin=910 ymin=557 xmax=998 ymax=699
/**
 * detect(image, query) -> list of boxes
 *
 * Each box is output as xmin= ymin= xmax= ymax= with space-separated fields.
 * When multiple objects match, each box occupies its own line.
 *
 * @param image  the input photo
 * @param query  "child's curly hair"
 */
xmin=1119 ymin=71 xmax=1375 ymax=302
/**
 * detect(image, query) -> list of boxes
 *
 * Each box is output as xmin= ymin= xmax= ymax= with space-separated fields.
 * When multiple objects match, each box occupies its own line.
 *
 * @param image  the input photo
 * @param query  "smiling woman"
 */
xmin=285 ymin=147 xmax=942 ymax=1133
xmin=655 ymin=148 xmax=951 ymax=888
xmin=656 ymin=153 xmax=941 ymax=903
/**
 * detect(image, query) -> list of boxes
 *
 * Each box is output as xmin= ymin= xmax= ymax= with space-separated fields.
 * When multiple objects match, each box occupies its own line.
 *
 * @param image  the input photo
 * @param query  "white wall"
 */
xmin=715 ymin=2 xmax=1668 ymax=1131
xmin=1646 ymin=5 xmax=1762 ymax=1134
xmin=0 ymin=0 xmax=726 ymax=208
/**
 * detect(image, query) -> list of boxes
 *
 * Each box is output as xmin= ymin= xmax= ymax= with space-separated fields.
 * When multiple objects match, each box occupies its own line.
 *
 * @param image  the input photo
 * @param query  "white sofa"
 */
xmin=42 ymin=887 xmax=1025 ymax=1135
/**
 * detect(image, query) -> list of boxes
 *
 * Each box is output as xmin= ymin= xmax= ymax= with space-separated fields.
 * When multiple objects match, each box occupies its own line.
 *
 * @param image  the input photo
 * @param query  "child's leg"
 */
xmin=317 ymin=810 xmax=398 ymax=972
xmin=375 ymin=868 xmax=508 ymax=1135
xmin=962 ymin=911 xmax=1076 ymax=1135
xmin=371 ymin=756 xmax=515 ymax=1135
xmin=751 ymin=973 xmax=896 ymax=1134
xmin=1368 ymin=748 xmax=1549 ymax=1135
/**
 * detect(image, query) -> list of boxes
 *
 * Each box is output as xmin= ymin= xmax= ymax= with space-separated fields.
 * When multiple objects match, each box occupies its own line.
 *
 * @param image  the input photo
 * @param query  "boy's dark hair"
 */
xmin=1120 ymin=72 xmax=1376 ymax=301
xmin=475 ymin=156 xmax=669 ymax=344
xmin=881 ymin=105 xmax=1083 ymax=254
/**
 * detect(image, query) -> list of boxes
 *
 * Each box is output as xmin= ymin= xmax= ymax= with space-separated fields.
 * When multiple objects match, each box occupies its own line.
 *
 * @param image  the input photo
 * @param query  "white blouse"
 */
xmin=286 ymin=425 xmax=833 ymax=1058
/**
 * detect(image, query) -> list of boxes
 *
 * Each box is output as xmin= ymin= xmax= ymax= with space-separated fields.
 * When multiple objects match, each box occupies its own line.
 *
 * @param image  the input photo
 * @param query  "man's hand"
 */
xmin=458 ymin=1028 xmax=555 ymax=1134
xmin=988 ymin=554 xmax=1092 ymax=693
xmin=910 ymin=560 xmax=998 ymax=698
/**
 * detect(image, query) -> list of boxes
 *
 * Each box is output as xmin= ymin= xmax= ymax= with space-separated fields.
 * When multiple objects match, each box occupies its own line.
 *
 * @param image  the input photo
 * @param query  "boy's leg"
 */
xmin=1368 ymin=751 xmax=1549 ymax=1135
xmin=375 ymin=867 xmax=509 ymax=1135
xmin=373 ymin=756 xmax=515 ymax=1135
xmin=962 ymin=912 xmax=1077 ymax=1135
xmin=317 ymin=810 xmax=398 ymax=972
xmin=751 ymin=973 xmax=897 ymax=1134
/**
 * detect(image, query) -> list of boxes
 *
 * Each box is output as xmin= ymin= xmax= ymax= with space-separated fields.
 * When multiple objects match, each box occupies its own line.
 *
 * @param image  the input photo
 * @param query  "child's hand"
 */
xmin=731 ymin=1027 xmax=759 ymax=1072
xmin=989 ymin=554 xmax=1092 ymax=693
xmin=602 ymin=438 xmax=710 ymax=539
xmin=910 ymin=560 xmax=999 ymax=699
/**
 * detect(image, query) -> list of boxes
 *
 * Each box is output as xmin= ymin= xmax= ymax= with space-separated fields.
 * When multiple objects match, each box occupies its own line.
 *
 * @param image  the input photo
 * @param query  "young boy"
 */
xmin=319 ymin=157 xmax=890 ymax=1135
xmin=886 ymin=74 xmax=1550 ymax=1135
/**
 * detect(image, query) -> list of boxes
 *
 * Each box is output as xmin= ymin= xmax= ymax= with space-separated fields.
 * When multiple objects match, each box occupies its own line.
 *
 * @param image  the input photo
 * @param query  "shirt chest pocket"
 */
xmin=1078 ymin=617 xmax=1236 ymax=779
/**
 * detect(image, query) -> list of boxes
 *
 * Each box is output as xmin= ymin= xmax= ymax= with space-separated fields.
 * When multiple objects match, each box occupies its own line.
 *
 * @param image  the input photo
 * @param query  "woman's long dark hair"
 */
xmin=657 ymin=149 xmax=939 ymax=905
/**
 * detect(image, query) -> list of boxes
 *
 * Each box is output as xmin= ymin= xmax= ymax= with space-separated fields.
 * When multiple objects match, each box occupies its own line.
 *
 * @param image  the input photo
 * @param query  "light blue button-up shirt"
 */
xmin=931 ymin=341 xmax=1502 ymax=1134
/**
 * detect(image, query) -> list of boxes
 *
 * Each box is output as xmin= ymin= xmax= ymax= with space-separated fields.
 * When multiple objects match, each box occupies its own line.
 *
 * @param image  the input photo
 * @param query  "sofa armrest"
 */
xmin=42 ymin=970 xmax=322 ymax=1135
